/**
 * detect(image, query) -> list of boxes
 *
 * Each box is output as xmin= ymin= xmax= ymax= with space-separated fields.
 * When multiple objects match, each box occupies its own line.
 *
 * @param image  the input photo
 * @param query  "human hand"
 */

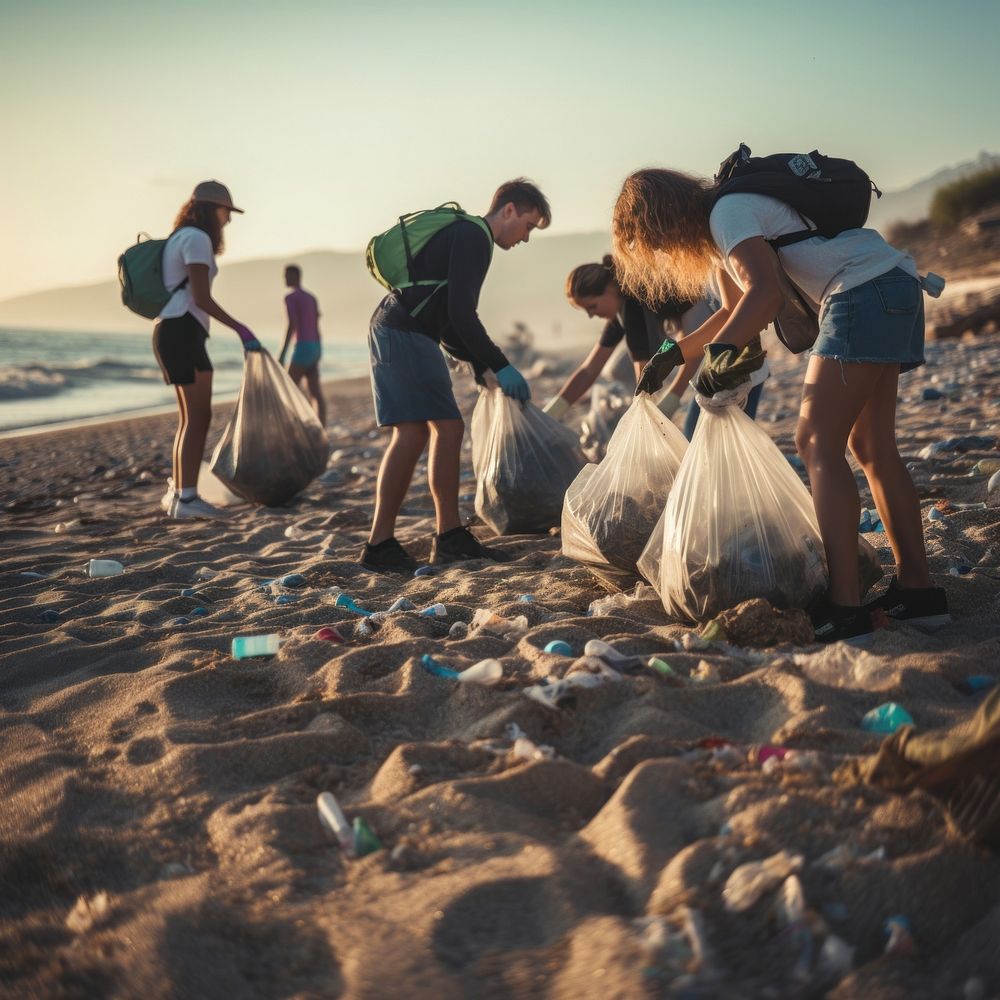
xmin=635 ymin=338 xmax=684 ymax=396
xmin=694 ymin=339 xmax=766 ymax=397
xmin=495 ymin=364 xmax=531 ymax=403
xmin=233 ymin=323 xmax=261 ymax=351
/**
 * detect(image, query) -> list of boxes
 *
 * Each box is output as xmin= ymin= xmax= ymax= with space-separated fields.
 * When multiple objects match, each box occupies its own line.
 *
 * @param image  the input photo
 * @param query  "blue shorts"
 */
xmin=812 ymin=267 xmax=924 ymax=373
xmin=290 ymin=341 xmax=322 ymax=368
xmin=368 ymin=323 xmax=461 ymax=427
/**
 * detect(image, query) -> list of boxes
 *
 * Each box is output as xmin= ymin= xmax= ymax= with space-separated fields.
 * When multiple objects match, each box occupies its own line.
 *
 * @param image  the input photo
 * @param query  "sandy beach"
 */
xmin=3 ymin=334 xmax=1000 ymax=999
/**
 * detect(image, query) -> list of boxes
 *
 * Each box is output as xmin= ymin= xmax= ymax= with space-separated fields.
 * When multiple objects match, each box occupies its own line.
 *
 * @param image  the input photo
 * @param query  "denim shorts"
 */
xmin=290 ymin=340 xmax=322 ymax=368
xmin=368 ymin=323 xmax=461 ymax=426
xmin=812 ymin=266 xmax=924 ymax=373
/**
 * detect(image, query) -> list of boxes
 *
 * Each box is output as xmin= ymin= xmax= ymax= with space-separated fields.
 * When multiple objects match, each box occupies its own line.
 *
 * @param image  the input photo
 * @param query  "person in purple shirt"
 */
xmin=278 ymin=264 xmax=326 ymax=426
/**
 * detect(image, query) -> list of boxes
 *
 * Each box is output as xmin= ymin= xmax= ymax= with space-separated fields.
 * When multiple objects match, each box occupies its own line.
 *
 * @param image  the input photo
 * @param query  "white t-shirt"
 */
xmin=158 ymin=226 xmax=218 ymax=332
xmin=709 ymin=193 xmax=916 ymax=311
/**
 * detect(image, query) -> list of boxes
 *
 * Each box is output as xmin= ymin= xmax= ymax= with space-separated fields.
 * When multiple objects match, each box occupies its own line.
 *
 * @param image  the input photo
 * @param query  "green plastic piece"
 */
xmin=352 ymin=817 xmax=382 ymax=858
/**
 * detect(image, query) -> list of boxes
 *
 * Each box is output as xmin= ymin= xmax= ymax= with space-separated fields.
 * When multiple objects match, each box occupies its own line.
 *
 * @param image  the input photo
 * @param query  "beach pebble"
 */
xmin=36 ymin=608 xmax=61 ymax=623
xmin=921 ymin=387 xmax=944 ymax=400
xmin=191 ymin=607 xmax=208 ymax=616
xmin=518 ymin=594 xmax=535 ymax=603
xmin=171 ymin=617 xmax=191 ymax=626
xmin=158 ymin=862 xmax=192 ymax=880
xmin=448 ymin=621 xmax=469 ymax=639
xmin=274 ymin=595 xmax=296 ymax=605
xmin=180 ymin=587 xmax=197 ymax=597
xmin=279 ymin=573 xmax=306 ymax=588
xmin=989 ymin=470 xmax=1000 ymax=495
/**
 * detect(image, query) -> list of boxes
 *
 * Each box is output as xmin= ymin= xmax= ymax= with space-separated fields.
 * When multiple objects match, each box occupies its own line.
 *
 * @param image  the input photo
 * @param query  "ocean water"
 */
xmin=0 ymin=327 xmax=369 ymax=433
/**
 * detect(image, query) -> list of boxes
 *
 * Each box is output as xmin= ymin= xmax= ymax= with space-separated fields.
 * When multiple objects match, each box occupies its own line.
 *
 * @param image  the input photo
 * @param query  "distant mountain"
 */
xmin=3 ymin=152 xmax=997 ymax=340
xmin=0 ymin=233 xmax=611 ymax=349
xmin=867 ymin=150 xmax=1000 ymax=231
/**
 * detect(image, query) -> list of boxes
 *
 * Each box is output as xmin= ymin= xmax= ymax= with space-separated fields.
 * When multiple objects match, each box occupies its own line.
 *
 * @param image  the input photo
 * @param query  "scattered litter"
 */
xmin=544 ymin=640 xmax=572 ymax=656
xmin=448 ymin=621 xmax=469 ymax=639
xmin=723 ymin=850 xmax=804 ymax=913
xmin=919 ymin=435 xmax=997 ymax=458
xmin=883 ymin=915 xmax=917 ymax=957
xmin=231 ymin=634 xmax=281 ymax=659
xmin=85 ymin=559 xmax=123 ymax=578
xmin=65 ymin=891 xmax=110 ymax=934
xmin=279 ymin=573 xmax=306 ymax=588
xmin=505 ymin=723 xmax=555 ymax=761
xmin=171 ymin=616 xmax=191 ymax=626
xmin=647 ymin=657 xmax=676 ymax=677
xmin=274 ymin=595 xmax=296 ymax=605
xmin=314 ymin=626 xmax=345 ymax=643
xmin=955 ymin=675 xmax=997 ymax=695
xmin=419 ymin=602 xmax=447 ymax=617
xmin=420 ymin=654 xmax=504 ymax=686
xmin=816 ymin=935 xmax=854 ymax=980
xmin=861 ymin=702 xmax=915 ymax=734
xmin=518 ymin=594 xmax=535 ymax=603
xmin=20 ymin=571 xmax=47 ymax=580
xmin=523 ymin=671 xmax=610 ymax=710
xmin=413 ymin=566 xmax=435 ymax=577
xmin=471 ymin=608 xmax=528 ymax=638
xmin=353 ymin=817 xmax=382 ymax=858
xmin=336 ymin=594 xmax=372 ymax=617
xmin=36 ymin=609 xmax=60 ymax=623
xmin=316 ymin=791 xmax=354 ymax=854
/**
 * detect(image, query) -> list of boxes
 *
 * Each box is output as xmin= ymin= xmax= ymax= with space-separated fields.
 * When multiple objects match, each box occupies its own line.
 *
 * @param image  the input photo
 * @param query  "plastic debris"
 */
xmin=691 ymin=659 xmax=721 ymax=684
xmin=505 ymin=723 xmax=555 ymax=761
xmin=387 ymin=597 xmax=416 ymax=613
xmin=65 ymin=891 xmax=110 ymax=934
xmin=723 ymin=850 xmax=804 ymax=913
xmin=279 ymin=573 xmax=306 ymax=588
xmin=919 ymin=435 xmax=998 ymax=458
xmin=861 ymin=702 xmax=915 ymax=734
xmin=955 ymin=675 xmax=997 ymax=695
xmin=231 ymin=634 xmax=281 ymax=659
xmin=518 ymin=594 xmax=535 ymax=603
xmin=420 ymin=654 xmax=503 ymax=686
xmin=356 ymin=618 xmax=377 ymax=638
xmin=85 ymin=559 xmax=123 ymax=577
xmin=750 ymin=745 xmax=789 ymax=765
xmin=647 ymin=657 xmax=676 ymax=677
xmin=523 ymin=671 xmax=608 ymax=710
xmin=419 ymin=602 xmax=447 ymax=617
xmin=927 ymin=506 xmax=945 ymax=522
xmin=316 ymin=791 xmax=354 ymax=854
xmin=171 ymin=616 xmax=191 ymax=626
xmin=21 ymin=571 xmax=48 ymax=580
xmin=586 ymin=585 xmax=657 ymax=617
xmin=471 ymin=608 xmax=528 ymax=637
xmin=544 ymin=640 xmax=572 ymax=656
xmin=858 ymin=507 xmax=884 ymax=533
xmin=921 ymin=387 xmax=944 ymax=400
xmin=584 ymin=638 xmax=648 ymax=672
xmin=413 ymin=566 xmax=435 ymax=577
xmin=352 ymin=817 xmax=382 ymax=857
xmin=817 ymin=935 xmax=854 ymax=980
xmin=948 ymin=564 xmax=973 ymax=576
xmin=883 ymin=915 xmax=917 ymax=957
xmin=274 ymin=595 xmax=296 ymax=605
xmin=36 ymin=608 xmax=60 ymax=623
xmin=448 ymin=621 xmax=469 ymax=639
xmin=336 ymin=594 xmax=372 ymax=617
xmin=314 ymin=626 xmax=345 ymax=643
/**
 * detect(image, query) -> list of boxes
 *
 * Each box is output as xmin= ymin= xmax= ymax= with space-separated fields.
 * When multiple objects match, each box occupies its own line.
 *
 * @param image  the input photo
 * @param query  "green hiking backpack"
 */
xmin=118 ymin=232 xmax=188 ymax=319
xmin=365 ymin=202 xmax=492 ymax=316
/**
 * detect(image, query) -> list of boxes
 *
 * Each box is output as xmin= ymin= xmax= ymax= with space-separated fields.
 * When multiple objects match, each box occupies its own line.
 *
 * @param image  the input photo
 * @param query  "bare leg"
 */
xmin=288 ymin=362 xmax=306 ymax=392
xmin=427 ymin=418 xmax=464 ymax=534
xmin=796 ymin=357 xmax=886 ymax=606
xmin=369 ymin=422 xmax=429 ymax=544
xmin=304 ymin=366 xmax=327 ymax=427
xmin=175 ymin=371 xmax=213 ymax=490
xmin=848 ymin=365 xmax=931 ymax=589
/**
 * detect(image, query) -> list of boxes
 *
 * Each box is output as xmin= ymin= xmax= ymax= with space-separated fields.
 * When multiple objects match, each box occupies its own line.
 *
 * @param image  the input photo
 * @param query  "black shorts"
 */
xmin=153 ymin=313 xmax=213 ymax=385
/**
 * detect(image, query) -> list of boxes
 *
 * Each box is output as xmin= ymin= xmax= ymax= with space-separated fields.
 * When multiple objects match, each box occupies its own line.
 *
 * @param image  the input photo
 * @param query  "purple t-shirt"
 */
xmin=285 ymin=288 xmax=321 ymax=343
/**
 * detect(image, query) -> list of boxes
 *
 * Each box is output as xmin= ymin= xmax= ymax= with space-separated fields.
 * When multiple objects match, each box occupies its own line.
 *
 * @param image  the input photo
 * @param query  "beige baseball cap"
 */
xmin=192 ymin=179 xmax=244 ymax=214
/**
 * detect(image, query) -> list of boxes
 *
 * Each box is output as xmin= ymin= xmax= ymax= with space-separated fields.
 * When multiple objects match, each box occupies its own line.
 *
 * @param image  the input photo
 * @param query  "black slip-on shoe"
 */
xmin=864 ymin=575 xmax=952 ymax=630
xmin=430 ymin=526 xmax=511 ymax=565
xmin=359 ymin=537 xmax=418 ymax=574
xmin=811 ymin=596 xmax=875 ymax=647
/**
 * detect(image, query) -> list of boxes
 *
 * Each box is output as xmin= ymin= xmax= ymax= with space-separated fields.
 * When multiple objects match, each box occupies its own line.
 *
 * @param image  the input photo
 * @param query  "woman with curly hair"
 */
xmin=153 ymin=180 xmax=260 ymax=519
xmin=612 ymin=166 xmax=948 ymax=644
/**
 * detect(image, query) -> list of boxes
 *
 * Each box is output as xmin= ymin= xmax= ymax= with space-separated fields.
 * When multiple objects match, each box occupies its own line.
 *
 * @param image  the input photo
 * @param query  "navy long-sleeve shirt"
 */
xmin=372 ymin=219 xmax=508 ymax=376
xmin=598 ymin=293 xmax=697 ymax=360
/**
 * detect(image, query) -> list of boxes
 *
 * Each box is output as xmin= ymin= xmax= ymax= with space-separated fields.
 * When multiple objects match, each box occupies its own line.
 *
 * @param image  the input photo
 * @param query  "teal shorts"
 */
xmin=291 ymin=341 xmax=322 ymax=368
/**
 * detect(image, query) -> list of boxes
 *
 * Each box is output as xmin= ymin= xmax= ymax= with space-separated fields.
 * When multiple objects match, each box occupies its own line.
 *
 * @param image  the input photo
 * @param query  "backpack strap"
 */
xmin=163 ymin=229 xmax=191 ymax=295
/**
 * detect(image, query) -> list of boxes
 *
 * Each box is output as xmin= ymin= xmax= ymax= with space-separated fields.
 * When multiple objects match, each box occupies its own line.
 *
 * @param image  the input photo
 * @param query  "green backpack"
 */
xmin=365 ymin=202 xmax=492 ymax=316
xmin=118 ymin=232 xmax=188 ymax=319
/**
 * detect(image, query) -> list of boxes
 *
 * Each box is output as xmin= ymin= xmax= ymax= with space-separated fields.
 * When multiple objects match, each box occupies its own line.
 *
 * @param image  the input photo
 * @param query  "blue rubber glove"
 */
xmin=233 ymin=323 xmax=262 ymax=352
xmin=495 ymin=364 xmax=531 ymax=403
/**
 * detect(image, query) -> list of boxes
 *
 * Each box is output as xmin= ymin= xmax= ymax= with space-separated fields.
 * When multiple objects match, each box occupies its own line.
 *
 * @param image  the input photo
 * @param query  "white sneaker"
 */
xmin=168 ymin=496 xmax=226 ymax=519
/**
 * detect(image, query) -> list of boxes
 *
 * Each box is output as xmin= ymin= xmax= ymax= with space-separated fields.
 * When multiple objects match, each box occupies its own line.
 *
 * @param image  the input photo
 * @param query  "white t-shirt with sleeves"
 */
xmin=709 ymin=193 xmax=916 ymax=311
xmin=158 ymin=226 xmax=218 ymax=332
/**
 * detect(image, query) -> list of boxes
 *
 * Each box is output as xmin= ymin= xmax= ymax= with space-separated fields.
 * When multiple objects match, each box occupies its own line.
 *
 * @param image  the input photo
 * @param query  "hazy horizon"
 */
xmin=3 ymin=0 xmax=999 ymax=304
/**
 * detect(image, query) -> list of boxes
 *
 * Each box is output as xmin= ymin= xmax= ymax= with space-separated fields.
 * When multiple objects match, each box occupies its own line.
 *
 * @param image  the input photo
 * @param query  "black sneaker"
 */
xmin=359 ymin=537 xmax=418 ymax=574
xmin=430 ymin=526 xmax=511 ymax=565
xmin=811 ymin=596 xmax=875 ymax=646
xmin=864 ymin=575 xmax=951 ymax=629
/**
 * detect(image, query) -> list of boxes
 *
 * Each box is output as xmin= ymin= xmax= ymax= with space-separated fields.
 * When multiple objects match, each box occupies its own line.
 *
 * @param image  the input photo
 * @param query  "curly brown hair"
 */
xmin=611 ymin=169 xmax=717 ymax=304
xmin=565 ymin=254 xmax=617 ymax=302
xmin=172 ymin=198 xmax=225 ymax=255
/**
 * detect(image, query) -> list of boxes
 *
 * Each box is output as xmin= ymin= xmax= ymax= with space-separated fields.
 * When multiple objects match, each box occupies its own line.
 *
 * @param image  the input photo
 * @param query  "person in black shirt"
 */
xmin=362 ymin=179 xmax=552 ymax=572
xmin=542 ymin=256 xmax=714 ymax=421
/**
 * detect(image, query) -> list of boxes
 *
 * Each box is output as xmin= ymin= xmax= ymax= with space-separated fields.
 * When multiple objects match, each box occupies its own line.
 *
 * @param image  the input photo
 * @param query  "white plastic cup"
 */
xmin=231 ymin=634 xmax=281 ymax=659
xmin=316 ymin=792 xmax=355 ymax=854
xmin=85 ymin=559 xmax=124 ymax=578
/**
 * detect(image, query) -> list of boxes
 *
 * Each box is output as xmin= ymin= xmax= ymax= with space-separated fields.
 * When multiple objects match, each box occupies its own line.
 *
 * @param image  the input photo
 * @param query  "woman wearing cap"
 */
xmin=154 ymin=180 xmax=260 ymax=518
xmin=542 ymin=255 xmax=726 ymax=424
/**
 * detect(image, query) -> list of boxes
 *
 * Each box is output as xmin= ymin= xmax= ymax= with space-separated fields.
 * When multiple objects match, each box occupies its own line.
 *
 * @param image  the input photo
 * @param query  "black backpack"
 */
xmin=711 ymin=144 xmax=882 ymax=352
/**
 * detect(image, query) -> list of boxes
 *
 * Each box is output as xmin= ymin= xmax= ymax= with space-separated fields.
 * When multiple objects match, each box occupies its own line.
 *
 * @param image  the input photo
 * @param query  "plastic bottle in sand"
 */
xmin=231 ymin=634 xmax=281 ymax=659
xmin=316 ymin=792 xmax=354 ymax=854
xmin=85 ymin=559 xmax=124 ymax=577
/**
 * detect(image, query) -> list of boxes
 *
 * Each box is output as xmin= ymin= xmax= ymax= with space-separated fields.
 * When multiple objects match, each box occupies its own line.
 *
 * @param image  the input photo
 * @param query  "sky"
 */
xmin=2 ymin=0 xmax=999 ymax=302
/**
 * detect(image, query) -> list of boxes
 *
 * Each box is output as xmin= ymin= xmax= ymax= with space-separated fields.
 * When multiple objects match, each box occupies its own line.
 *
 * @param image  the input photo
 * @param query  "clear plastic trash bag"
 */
xmin=472 ymin=388 xmax=587 ymax=535
xmin=579 ymin=380 xmax=631 ymax=462
xmin=562 ymin=394 xmax=688 ymax=586
xmin=638 ymin=384 xmax=882 ymax=622
xmin=210 ymin=350 xmax=329 ymax=506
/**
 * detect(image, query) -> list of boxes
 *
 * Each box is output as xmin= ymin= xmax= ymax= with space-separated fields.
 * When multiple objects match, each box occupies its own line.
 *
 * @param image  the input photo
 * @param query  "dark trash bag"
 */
xmin=472 ymin=389 xmax=587 ymax=536
xmin=210 ymin=350 xmax=329 ymax=506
